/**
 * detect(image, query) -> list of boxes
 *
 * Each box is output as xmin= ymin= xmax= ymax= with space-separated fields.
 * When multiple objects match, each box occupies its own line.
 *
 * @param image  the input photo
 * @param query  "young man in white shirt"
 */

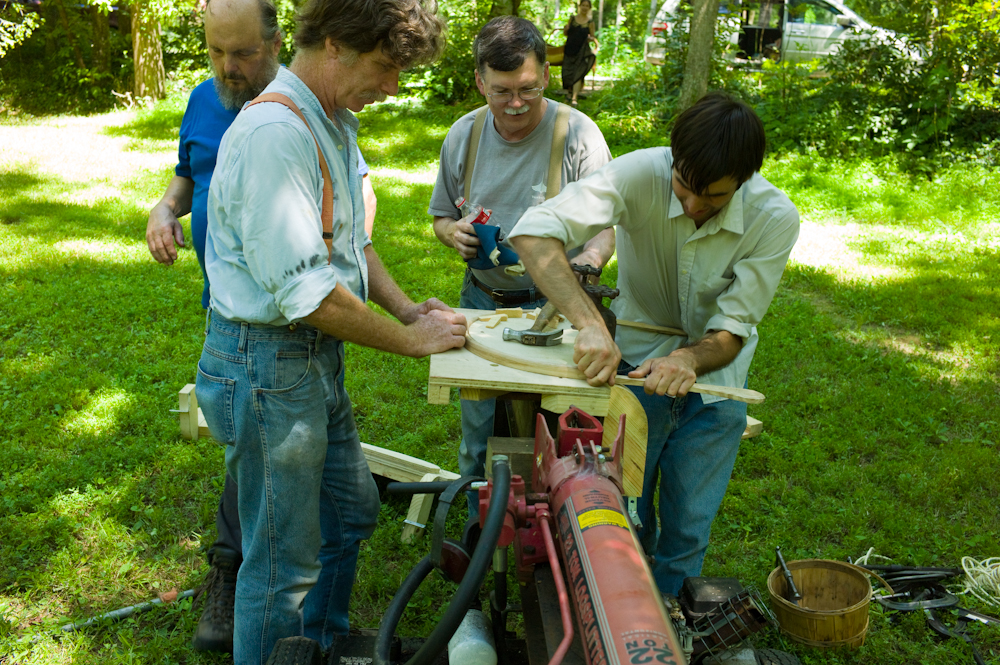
xmin=508 ymin=93 xmax=800 ymax=595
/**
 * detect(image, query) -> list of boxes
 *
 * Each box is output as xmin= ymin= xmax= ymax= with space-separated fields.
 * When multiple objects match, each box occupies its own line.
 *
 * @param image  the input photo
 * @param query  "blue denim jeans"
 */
xmin=627 ymin=381 xmax=748 ymax=596
xmin=196 ymin=312 xmax=380 ymax=665
xmin=458 ymin=271 xmax=545 ymax=517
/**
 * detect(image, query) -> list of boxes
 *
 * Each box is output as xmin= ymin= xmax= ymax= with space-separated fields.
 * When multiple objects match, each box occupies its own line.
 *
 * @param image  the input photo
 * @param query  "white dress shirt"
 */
xmin=509 ymin=147 xmax=800 ymax=402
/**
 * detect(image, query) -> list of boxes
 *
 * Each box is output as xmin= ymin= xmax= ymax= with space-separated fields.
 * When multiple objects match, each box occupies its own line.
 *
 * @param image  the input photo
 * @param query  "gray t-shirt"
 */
xmin=428 ymin=99 xmax=611 ymax=290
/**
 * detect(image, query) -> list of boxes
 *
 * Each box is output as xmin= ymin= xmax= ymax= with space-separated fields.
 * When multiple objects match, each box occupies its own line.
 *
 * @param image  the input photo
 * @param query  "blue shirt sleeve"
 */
xmin=175 ymin=93 xmax=195 ymax=179
xmin=357 ymin=148 xmax=369 ymax=177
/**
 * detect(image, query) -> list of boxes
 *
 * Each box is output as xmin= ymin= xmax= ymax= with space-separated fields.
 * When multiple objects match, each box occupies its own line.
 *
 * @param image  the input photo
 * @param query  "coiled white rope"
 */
xmin=854 ymin=547 xmax=892 ymax=567
xmin=961 ymin=556 xmax=1000 ymax=607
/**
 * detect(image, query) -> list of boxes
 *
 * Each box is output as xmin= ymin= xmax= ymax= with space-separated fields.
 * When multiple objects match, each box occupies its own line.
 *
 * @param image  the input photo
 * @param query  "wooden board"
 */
xmin=465 ymin=316 xmax=580 ymax=379
xmin=602 ymin=385 xmax=647 ymax=497
xmin=463 ymin=317 xmax=765 ymax=404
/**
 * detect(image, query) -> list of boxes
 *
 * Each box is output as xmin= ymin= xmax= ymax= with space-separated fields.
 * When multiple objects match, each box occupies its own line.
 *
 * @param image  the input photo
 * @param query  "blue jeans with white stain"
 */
xmin=457 ymin=271 xmax=545 ymax=518
xmin=627 ymin=380 xmax=748 ymax=596
xmin=196 ymin=312 xmax=380 ymax=665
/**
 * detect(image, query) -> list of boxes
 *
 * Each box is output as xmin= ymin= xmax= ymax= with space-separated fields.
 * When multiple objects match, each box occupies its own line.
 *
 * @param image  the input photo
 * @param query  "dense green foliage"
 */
xmin=3 ymin=0 xmax=997 ymax=174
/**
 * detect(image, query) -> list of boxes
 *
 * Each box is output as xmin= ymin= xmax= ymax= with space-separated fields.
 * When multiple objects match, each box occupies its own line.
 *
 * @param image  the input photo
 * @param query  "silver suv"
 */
xmin=644 ymin=0 xmax=913 ymax=66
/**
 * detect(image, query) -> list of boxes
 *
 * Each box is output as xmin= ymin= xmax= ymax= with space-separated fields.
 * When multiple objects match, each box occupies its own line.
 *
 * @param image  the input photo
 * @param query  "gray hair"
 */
xmin=205 ymin=0 xmax=281 ymax=42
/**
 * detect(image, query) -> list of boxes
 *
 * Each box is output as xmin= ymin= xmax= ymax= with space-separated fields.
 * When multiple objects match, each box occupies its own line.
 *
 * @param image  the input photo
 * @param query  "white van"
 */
xmin=644 ymin=0 xmax=910 ymax=66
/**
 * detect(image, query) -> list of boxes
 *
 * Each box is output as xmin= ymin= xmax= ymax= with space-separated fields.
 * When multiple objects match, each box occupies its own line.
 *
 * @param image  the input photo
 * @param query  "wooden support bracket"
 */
xmin=177 ymin=384 xmax=199 ymax=441
xmin=426 ymin=382 xmax=451 ymax=405
xmin=177 ymin=384 xmax=459 ymax=543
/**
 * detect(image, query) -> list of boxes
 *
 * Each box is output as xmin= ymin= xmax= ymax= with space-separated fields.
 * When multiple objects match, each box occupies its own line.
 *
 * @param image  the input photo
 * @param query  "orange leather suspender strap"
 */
xmin=245 ymin=92 xmax=335 ymax=257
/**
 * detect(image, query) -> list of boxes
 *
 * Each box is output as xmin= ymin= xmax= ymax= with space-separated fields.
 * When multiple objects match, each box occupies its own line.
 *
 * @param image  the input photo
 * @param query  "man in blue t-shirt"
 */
xmin=144 ymin=0 xmax=376 ymax=654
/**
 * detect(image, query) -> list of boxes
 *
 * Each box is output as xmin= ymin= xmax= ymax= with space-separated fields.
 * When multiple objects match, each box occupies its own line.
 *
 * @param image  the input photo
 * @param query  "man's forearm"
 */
xmin=433 ymin=216 xmax=457 ymax=248
xmin=671 ymin=330 xmax=744 ymax=376
xmin=157 ymin=176 xmax=195 ymax=218
xmin=573 ymin=227 xmax=615 ymax=270
xmin=364 ymin=245 xmax=416 ymax=322
xmin=302 ymin=284 xmax=419 ymax=356
xmin=362 ymin=174 xmax=377 ymax=239
xmin=511 ymin=236 xmax=604 ymax=328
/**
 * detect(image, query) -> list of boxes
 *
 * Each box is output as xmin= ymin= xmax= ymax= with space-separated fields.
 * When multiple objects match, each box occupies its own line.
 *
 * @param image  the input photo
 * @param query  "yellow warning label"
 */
xmin=577 ymin=508 xmax=628 ymax=531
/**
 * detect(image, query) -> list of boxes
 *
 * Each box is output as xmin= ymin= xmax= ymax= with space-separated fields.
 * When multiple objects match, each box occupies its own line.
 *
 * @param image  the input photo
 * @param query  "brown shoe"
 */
xmin=191 ymin=546 xmax=240 ymax=653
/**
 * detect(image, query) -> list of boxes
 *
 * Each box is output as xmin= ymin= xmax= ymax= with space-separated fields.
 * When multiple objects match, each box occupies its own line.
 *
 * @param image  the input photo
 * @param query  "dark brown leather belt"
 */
xmin=467 ymin=270 xmax=544 ymax=306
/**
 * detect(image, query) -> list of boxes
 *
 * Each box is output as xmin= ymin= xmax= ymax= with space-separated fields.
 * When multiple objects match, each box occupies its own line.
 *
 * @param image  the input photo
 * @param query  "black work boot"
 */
xmin=191 ymin=545 xmax=241 ymax=652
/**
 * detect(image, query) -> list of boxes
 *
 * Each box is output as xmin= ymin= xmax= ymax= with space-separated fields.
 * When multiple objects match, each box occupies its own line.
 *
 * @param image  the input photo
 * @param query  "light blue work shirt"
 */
xmin=205 ymin=67 xmax=370 ymax=325
xmin=509 ymin=147 xmax=800 ymax=403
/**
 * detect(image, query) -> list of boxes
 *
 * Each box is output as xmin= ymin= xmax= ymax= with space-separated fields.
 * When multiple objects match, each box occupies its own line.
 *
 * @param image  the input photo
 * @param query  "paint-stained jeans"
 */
xmin=196 ymin=312 xmax=380 ymax=665
xmin=457 ymin=271 xmax=544 ymax=518
xmin=626 ymin=379 xmax=748 ymax=596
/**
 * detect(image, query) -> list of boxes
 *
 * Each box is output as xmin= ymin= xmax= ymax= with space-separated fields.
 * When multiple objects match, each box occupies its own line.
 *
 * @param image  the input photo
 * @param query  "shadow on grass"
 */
xmin=784 ymin=253 xmax=999 ymax=372
xmin=358 ymin=99 xmax=478 ymax=171
xmin=102 ymin=100 xmax=186 ymax=142
xmin=0 ymin=168 xmax=153 ymax=243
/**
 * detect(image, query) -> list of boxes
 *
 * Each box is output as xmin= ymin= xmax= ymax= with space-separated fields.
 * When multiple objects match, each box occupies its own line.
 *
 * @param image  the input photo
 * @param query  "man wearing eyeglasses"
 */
xmin=428 ymin=15 xmax=613 ymax=516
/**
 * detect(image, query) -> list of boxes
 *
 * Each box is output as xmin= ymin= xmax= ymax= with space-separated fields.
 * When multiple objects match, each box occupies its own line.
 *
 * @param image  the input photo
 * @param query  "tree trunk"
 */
xmin=677 ymin=0 xmax=721 ymax=110
xmin=53 ymin=0 xmax=87 ymax=71
xmin=132 ymin=0 xmax=166 ymax=100
xmin=597 ymin=0 xmax=604 ymax=31
xmin=648 ymin=0 xmax=660 ymax=32
xmin=489 ymin=0 xmax=515 ymax=18
xmin=90 ymin=5 xmax=111 ymax=73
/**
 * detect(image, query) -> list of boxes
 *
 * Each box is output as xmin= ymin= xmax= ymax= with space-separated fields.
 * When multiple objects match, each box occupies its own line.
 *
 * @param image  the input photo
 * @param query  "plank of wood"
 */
xmin=540 ymin=393 xmax=609 ymax=417
xmin=464 ymin=317 xmax=765 ymax=405
xmin=495 ymin=308 xmax=524 ymax=318
xmin=484 ymin=315 xmax=507 ymax=329
xmin=461 ymin=387 xmax=509 ymax=401
xmin=361 ymin=442 xmax=451 ymax=483
xmin=197 ymin=408 xmax=210 ymax=438
xmin=401 ymin=472 xmax=440 ymax=544
xmin=616 ymin=319 xmax=686 ymax=337
xmin=602 ymin=385 xmax=646 ymax=497
xmin=429 ymin=330 xmax=602 ymax=402
xmin=744 ymin=416 xmax=763 ymax=439
xmin=611 ymin=377 xmax=766 ymax=405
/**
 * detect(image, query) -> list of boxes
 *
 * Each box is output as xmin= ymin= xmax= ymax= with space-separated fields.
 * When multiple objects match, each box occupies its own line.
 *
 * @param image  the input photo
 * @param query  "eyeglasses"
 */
xmin=486 ymin=87 xmax=546 ymax=104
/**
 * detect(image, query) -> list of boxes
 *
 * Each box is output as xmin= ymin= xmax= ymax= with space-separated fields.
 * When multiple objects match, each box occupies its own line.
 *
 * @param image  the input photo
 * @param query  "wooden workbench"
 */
xmin=427 ymin=309 xmax=763 ymax=439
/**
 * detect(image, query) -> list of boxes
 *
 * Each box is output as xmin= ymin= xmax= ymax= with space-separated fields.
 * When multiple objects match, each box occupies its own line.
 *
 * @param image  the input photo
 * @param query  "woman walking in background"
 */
xmin=562 ymin=0 xmax=597 ymax=106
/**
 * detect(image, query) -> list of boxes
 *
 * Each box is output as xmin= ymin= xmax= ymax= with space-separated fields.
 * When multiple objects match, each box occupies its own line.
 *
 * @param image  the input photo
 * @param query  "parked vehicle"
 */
xmin=643 ymin=0 xmax=914 ymax=66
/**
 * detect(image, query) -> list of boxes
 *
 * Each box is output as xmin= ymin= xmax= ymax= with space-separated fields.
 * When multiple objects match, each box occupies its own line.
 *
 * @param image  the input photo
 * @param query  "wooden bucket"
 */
xmin=766 ymin=559 xmax=888 ymax=650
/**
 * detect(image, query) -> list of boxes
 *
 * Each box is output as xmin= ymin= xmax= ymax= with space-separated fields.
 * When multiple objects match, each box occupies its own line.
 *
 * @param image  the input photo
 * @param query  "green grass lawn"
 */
xmin=1 ymin=94 xmax=998 ymax=664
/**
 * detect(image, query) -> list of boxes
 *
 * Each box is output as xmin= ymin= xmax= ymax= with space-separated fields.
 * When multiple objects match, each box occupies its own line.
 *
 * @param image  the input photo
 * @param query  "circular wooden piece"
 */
xmin=465 ymin=317 xmax=587 ymax=380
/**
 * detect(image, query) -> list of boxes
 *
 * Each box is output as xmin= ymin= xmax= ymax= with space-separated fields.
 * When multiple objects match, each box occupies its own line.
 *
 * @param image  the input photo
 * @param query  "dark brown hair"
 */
xmin=670 ymin=92 xmax=766 ymax=194
xmin=473 ymin=16 xmax=547 ymax=76
xmin=294 ymin=0 xmax=445 ymax=68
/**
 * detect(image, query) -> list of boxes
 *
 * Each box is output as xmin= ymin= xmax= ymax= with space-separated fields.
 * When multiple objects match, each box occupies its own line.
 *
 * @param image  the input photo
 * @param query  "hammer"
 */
xmin=502 ymin=301 xmax=564 ymax=346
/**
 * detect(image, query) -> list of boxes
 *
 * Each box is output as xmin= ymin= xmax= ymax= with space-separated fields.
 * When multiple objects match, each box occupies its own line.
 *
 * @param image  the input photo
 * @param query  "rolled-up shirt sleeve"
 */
xmin=706 ymin=207 xmax=800 ymax=338
xmin=231 ymin=122 xmax=339 ymax=323
xmin=509 ymin=154 xmax=640 ymax=247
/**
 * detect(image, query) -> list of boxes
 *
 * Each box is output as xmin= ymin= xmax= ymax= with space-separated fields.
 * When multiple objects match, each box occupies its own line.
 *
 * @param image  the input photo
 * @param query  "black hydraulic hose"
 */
xmin=386 ymin=481 xmax=456 ymax=495
xmin=373 ymin=555 xmax=435 ymax=665
xmin=373 ymin=458 xmax=512 ymax=665
xmin=407 ymin=460 xmax=511 ymax=665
